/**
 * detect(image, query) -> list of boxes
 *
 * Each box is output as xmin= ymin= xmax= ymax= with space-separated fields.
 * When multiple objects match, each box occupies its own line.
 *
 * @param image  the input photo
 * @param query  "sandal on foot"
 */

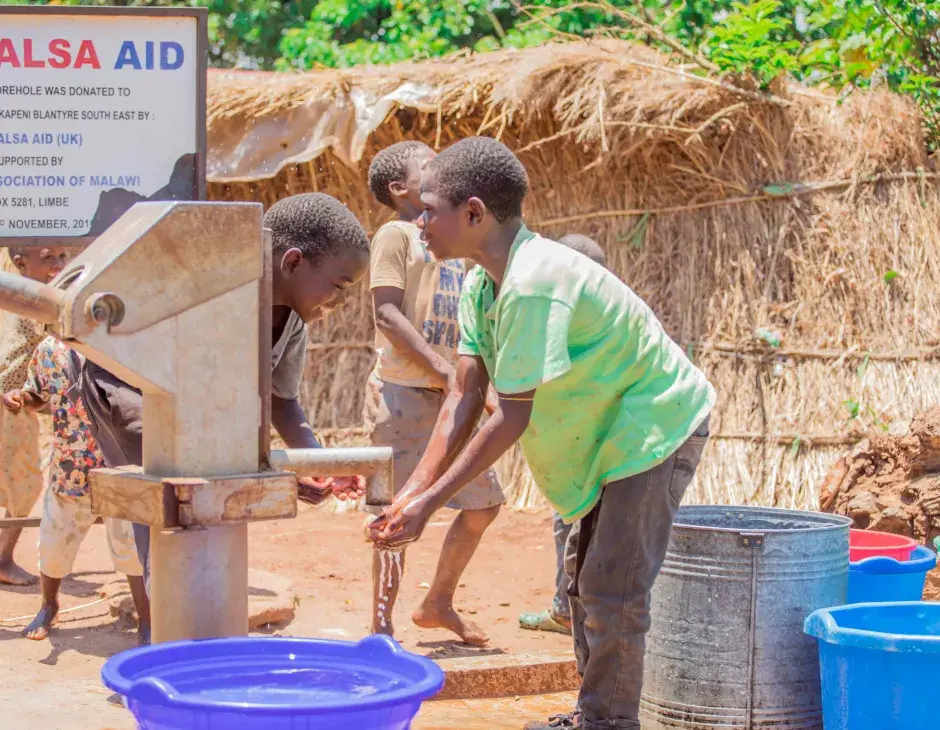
xmin=518 ymin=609 xmax=572 ymax=635
xmin=523 ymin=711 xmax=582 ymax=729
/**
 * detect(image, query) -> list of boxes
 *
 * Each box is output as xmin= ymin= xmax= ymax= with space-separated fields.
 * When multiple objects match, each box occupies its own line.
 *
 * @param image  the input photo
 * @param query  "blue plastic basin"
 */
xmin=101 ymin=634 xmax=444 ymax=730
xmin=847 ymin=544 xmax=937 ymax=603
xmin=804 ymin=601 xmax=940 ymax=729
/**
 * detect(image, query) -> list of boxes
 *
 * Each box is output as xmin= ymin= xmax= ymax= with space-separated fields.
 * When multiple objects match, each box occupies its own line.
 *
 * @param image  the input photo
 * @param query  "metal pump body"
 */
xmin=0 ymin=202 xmax=391 ymax=643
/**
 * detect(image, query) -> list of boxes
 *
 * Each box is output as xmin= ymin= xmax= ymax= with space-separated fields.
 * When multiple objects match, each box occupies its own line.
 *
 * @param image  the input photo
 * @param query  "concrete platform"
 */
xmin=436 ymin=651 xmax=579 ymax=700
xmin=0 ymin=666 xmax=577 ymax=730
xmin=106 ymin=569 xmax=296 ymax=630
xmin=416 ymin=691 xmax=579 ymax=729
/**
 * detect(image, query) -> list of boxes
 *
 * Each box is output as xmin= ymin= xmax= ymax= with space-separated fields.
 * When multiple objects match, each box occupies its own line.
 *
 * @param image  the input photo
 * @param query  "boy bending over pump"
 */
xmin=78 ymin=193 xmax=371 ymax=594
xmin=371 ymin=138 xmax=715 ymax=730
xmin=365 ymin=141 xmax=503 ymax=645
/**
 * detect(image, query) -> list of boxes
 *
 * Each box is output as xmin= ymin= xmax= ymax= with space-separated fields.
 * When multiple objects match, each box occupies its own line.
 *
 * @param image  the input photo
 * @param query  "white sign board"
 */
xmin=0 ymin=7 xmax=206 ymax=240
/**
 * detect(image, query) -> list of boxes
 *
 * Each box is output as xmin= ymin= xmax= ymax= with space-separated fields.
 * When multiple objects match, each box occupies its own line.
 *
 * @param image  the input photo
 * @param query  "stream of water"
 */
xmin=376 ymin=548 xmax=404 ymax=629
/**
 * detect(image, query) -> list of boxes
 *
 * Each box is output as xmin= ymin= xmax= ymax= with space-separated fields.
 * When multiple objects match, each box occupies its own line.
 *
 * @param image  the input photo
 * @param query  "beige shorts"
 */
xmin=0 ymin=408 xmax=43 ymax=518
xmin=38 ymin=488 xmax=142 ymax=580
xmin=363 ymin=372 xmax=505 ymax=511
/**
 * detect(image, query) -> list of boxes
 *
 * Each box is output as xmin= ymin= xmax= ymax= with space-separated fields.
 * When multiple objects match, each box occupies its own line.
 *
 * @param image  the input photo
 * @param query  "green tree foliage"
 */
xmin=6 ymin=0 xmax=940 ymax=142
xmin=0 ymin=0 xmax=316 ymax=68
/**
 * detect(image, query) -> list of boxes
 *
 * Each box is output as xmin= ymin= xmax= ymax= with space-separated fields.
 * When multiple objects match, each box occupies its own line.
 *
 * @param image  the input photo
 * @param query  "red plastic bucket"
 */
xmin=849 ymin=529 xmax=917 ymax=562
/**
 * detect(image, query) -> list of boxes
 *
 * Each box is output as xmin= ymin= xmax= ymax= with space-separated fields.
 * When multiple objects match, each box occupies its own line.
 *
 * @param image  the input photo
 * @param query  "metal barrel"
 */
xmin=641 ymin=506 xmax=851 ymax=729
xmin=0 ymin=270 xmax=64 ymax=324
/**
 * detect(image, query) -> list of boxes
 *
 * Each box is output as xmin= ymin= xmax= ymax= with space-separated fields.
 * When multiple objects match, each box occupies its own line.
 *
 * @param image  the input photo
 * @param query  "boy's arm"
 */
xmin=20 ymin=343 xmax=52 ymax=414
xmin=269 ymin=321 xmax=351 ymax=504
xmin=270 ymin=319 xmax=321 ymax=450
xmin=369 ymin=224 xmax=470 ymax=396
xmin=371 ymin=294 xmax=574 ymax=548
xmin=270 ymin=323 xmax=364 ymax=502
xmin=370 ymin=353 xmax=520 ymax=546
xmin=396 ymin=353 xmax=491 ymax=498
xmin=374 ymin=287 xmax=499 ymax=411
xmin=271 ymin=394 xmax=366 ymax=504
xmin=0 ymin=389 xmax=22 ymax=414
xmin=383 ymin=272 xmax=493 ymax=501
xmin=373 ymin=286 xmax=454 ymax=389
xmin=271 ymin=395 xmax=319 ymax=449
xmin=371 ymin=387 xmax=532 ymax=547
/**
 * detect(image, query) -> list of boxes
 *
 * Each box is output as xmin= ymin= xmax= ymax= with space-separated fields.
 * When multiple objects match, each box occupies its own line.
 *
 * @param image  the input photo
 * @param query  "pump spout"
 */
xmin=269 ymin=446 xmax=394 ymax=506
xmin=0 ymin=271 xmax=65 ymax=325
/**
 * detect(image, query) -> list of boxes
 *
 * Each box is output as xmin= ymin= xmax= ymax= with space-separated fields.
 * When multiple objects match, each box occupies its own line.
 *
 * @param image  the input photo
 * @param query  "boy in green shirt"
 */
xmin=370 ymin=137 xmax=715 ymax=730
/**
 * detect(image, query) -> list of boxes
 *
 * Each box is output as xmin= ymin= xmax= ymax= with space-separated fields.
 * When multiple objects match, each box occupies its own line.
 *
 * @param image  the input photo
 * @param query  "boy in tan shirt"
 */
xmin=365 ymin=141 xmax=504 ymax=645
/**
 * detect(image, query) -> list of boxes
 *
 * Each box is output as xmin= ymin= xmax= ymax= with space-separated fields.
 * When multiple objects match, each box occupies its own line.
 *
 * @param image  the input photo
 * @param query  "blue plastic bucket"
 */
xmin=101 ymin=634 xmax=444 ymax=730
xmin=804 ymin=601 xmax=940 ymax=729
xmin=847 ymin=544 xmax=937 ymax=603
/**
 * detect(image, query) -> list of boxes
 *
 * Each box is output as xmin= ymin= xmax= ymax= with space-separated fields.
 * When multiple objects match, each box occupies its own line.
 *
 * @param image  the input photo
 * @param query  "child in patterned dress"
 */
xmin=0 ymin=245 xmax=70 ymax=586
xmin=2 ymin=336 xmax=150 ymax=643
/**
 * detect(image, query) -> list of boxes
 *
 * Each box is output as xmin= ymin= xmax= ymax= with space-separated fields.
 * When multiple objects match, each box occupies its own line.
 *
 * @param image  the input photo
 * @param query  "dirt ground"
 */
xmin=820 ymin=407 xmax=940 ymax=540
xmin=0 ymin=505 xmax=573 ymax=729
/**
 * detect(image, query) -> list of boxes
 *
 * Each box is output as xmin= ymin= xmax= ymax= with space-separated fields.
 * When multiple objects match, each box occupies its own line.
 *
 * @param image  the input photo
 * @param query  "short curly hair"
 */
xmin=559 ymin=234 xmax=606 ymax=267
xmin=426 ymin=137 xmax=528 ymax=222
xmin=368 ymin=141 xmax=433 ymax=208
xmin=5 ymin=243 xmax=74 ymax=261
xmin=264 ymin=193 xmax=368 ymax=262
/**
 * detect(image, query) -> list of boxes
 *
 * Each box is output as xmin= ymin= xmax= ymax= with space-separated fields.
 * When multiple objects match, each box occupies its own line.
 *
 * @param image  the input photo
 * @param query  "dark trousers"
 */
xmin=564 ymin=419 xmax=708 ymax=730
xmin=552 ymin=512 xmax=573 ymax=619
xmin=132 ymin=523 xmax=150 ymax=597
xmin=77 ymin=362 xmax=150 ymax=595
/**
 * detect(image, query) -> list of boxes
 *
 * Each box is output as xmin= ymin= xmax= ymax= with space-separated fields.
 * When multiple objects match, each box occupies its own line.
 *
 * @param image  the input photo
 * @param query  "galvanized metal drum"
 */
xmin=641 ymin=506 xmax=850 ymax=729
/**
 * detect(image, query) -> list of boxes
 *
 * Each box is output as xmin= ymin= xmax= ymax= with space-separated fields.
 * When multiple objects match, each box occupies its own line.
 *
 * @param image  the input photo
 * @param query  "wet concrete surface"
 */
xmin=0 ymin=667 xmax=134 ymax=729
xmin=416 ymin=692 xmax=578 ymax=729
xmin=0 ymin=508 xmax=570 ymax=661
xmin=0 ymin=662 xmax=577 ymax=730
xmin=0 ymin=508 xmax=575 ymax=728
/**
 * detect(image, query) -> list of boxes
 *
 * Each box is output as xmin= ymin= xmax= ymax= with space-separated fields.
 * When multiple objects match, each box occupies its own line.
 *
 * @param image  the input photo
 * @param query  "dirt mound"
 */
xmin=820 ymin=407 xmax=940 ymax=598
xmin=820 ymin=407 xmax=940 ymax=540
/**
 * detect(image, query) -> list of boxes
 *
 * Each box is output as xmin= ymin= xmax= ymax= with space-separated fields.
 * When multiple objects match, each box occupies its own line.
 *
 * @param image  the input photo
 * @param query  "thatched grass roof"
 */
xmin=206 ymin=40 xmax=922 ymax=184
xmin=206 ymin=41 xmax=937 ymax=512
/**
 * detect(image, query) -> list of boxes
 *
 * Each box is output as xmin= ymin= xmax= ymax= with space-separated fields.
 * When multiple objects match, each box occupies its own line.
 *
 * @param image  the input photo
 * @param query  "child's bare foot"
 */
xmin=0 ymin=558 xmax=36 ymax=586
xmin=412 ymin=598 xmax=489 ymax=646
xmin=23 ymin=602 xmax=57 ymax=640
